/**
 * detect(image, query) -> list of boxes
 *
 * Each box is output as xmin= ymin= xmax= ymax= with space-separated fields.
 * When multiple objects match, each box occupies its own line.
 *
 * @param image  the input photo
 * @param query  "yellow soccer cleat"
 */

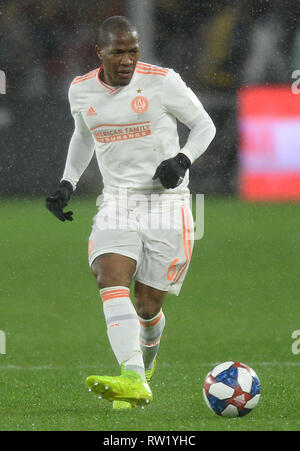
xmin=86 ymin=369 xmax=153 ymax=408
xmin=112 ymin=400 xmax=134 ymax=410
xmin=145 ymin=359 xmax=157 ymax=383
xmin=112 ymin=360 xmax=157 ymax=410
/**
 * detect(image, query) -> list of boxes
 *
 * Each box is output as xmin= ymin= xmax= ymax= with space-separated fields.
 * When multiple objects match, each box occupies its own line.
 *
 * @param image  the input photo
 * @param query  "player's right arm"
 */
xmin=46 ymin=83 xmax=95 ymax=222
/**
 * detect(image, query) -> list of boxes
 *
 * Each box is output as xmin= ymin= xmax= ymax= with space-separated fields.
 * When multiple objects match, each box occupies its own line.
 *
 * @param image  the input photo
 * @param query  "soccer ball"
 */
xmin=203 ymin=361 xmax=261 ymax=418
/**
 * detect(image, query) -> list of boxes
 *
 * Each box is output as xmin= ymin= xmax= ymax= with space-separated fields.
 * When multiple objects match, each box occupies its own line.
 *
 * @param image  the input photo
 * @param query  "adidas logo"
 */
xmin=87 ymin=106 xmax=97 ymax=116
xmin=233 ymin=394 xmax=245 ymax=405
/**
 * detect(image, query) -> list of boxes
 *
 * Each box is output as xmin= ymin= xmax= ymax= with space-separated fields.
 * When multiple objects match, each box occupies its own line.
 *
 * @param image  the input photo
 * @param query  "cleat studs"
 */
xmin=104 ymin=385 xmax=109 ymax=390
xmin=98 ymin=395 xmax=102 ymax=400
xmin=94 ymin=382 xmax=99 ymax=386
xmin=145 ymin=398 xmax=150 ymax=404
xmin=88 ymin=388 xmax=92 ymax=392
xmin=141 ymin=405 xmax=145 ymax=410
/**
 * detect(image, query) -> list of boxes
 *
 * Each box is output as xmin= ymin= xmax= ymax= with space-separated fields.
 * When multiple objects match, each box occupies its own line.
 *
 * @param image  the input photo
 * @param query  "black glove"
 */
xmin=46 ymin=180 xmax=74 ymax=222
xmin=152 ymin=153 xmax=191 ymax=189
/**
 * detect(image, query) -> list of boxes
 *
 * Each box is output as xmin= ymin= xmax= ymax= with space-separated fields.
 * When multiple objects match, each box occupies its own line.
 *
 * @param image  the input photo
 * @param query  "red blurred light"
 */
xmin=238 ymin=86 xmax=300 ymax=201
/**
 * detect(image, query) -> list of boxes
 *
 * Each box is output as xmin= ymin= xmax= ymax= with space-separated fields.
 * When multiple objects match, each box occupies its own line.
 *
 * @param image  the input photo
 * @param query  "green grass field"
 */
xmin=0 ymin=196 xmax=300 ymax=431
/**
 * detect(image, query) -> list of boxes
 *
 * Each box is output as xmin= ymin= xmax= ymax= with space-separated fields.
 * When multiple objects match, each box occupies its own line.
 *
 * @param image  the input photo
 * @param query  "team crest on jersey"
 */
xmin=131 ymin=96 xmax=149 ymax=114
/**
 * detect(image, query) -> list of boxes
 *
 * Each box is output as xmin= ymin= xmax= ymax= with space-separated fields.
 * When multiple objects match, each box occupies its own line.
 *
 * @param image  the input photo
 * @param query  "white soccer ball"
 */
xmin=203 ymin=361 xmax=261 ymax=417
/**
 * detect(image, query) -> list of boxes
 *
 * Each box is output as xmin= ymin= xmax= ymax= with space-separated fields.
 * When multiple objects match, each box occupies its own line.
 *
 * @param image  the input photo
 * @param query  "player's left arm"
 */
xmin=153 ymin=70 xmax=216 ymax=189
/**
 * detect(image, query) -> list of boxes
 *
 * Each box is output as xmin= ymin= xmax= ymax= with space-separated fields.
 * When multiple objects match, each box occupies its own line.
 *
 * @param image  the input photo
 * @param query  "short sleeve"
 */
xmin=162 ymin=69 xmax=203 ymax=126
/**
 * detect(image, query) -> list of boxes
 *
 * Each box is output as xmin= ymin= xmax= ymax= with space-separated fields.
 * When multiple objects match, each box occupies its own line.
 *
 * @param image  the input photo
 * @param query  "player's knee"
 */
xmin=91 ymin=254 xmax=135 ymax=289
xmin=94 ymin=272 xmax=131 ymax=290
xmin=135 ymin=296 xmax=163 ymax=319
xmin=134 ymin=284 xmax=166 ymax=319
xmin=91 ymin=262 xmax=130 ymax=289
xmin=136 ymin=304 xmax=160 ymax=320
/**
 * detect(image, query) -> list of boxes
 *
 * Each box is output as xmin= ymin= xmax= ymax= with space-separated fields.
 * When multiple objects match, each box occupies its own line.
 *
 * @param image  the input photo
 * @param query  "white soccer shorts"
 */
xmin=88 ymin=197 xmax=194 ymax=295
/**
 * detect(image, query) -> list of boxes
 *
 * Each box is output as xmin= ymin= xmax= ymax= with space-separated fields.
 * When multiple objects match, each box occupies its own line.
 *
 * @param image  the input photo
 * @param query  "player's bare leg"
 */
xmin=87 ymin=253 xmax=152 ymax=407
xmin=134 ymin=281 xmax=167 ymax=379
xmin=134 ymin=282 xmax=166 ymax=318
xmin=91 ymin=253 xmax=136 ymax=290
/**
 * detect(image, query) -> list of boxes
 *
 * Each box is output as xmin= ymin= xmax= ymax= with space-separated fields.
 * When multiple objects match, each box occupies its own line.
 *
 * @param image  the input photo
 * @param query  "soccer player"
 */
xmin=46 ymin=16 xmax=216 ymax=409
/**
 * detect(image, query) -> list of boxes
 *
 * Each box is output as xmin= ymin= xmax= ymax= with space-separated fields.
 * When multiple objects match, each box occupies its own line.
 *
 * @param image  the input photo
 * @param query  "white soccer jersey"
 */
xmin=63 ymin=62 xmax=215 ymax=196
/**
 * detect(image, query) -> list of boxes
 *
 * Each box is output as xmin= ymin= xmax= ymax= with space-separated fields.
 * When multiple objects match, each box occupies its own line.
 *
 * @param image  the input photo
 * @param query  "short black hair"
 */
xmin=98 ymin=16 xmax=138 ymax=48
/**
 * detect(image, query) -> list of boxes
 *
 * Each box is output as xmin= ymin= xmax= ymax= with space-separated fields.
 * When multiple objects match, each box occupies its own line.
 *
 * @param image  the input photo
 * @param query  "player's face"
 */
xmin=96 ymin=31 xmax=140 ymax=86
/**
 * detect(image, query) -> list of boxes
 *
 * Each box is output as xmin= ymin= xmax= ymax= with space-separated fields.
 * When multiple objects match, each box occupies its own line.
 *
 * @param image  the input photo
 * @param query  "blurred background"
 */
xmin=0 ymin=0 xmax=299 ymax=198
xmin=1 ymin=2 xmax=300 ymax=432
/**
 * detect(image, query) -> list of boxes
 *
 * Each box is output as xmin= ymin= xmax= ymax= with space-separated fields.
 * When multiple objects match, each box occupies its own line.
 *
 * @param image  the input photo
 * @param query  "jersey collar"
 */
xmin=97 ymin=65 xmax=121 ymax=94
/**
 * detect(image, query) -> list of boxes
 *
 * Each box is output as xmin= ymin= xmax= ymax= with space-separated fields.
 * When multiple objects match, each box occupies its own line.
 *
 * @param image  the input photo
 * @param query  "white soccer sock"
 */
xmin=100 ymin=286 xmax=145 ymax=379
xmin=139 ymin=310 xmax=166 ymax=371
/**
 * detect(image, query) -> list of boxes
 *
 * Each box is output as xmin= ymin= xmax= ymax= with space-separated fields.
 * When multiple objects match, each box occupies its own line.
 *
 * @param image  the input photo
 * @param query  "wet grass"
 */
xmin=0 ymin=196 xmax=300 ymax=431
